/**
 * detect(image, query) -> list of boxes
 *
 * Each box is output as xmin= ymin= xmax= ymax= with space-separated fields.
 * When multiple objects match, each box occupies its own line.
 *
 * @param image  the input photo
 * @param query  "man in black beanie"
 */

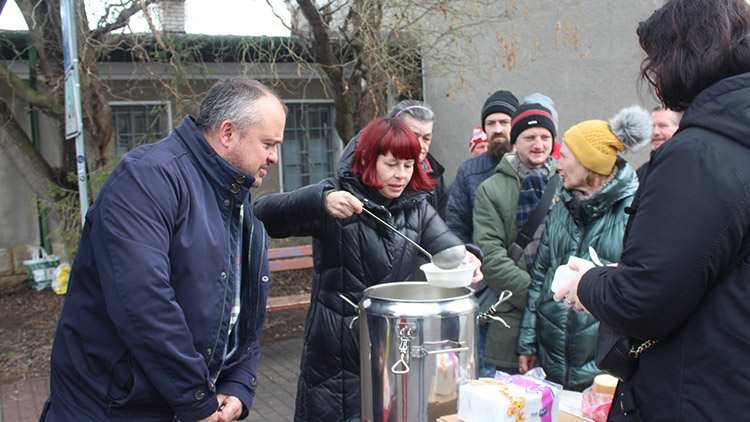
xmin=508 ymin=103 xmax=557 ymax=163
xmin=446 ymin=89 xmax=520 ymax=377
xmin=446 ymin=90 xmax=519 ymax=244
xmin=482 ymin=90 xmax=521 ymax=162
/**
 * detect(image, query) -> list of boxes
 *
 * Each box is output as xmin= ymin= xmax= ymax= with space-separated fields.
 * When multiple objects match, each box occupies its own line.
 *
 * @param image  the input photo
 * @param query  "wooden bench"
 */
xmin=268 ymin=245 xmax=313 ymax=272
xmin=266 ymin=245 xmax=313 ymax=312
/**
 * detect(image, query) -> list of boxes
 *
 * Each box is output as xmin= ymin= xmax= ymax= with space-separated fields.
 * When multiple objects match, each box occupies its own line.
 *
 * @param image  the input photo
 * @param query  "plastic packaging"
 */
xmin=581 ymin=374 xmax=617 ymax=422
xmin=22 ymin=247 xmax=60 ymax=291
xmin=458 ymin=368 xmax=561 ymax=422
xmin=51 ymin=263 xmax=71 ymax=295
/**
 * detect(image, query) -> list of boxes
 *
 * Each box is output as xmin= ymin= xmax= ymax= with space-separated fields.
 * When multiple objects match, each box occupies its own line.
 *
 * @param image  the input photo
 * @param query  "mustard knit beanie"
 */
xmin=563 ymin=106 xmax=652 ymax=175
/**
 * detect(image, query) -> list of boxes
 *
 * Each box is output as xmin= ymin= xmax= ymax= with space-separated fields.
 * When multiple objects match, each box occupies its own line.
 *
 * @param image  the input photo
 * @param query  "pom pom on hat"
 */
xmin=469 ymin=126 xmax=488 ymax=153
xmin=563 ymin=105 xmax=652 ymax=175
xmin=609 ymin=105 xmax=652 ymax=149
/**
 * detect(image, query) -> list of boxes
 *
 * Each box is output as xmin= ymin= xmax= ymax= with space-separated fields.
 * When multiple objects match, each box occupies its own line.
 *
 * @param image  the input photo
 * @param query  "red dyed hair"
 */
xmin=352 ymin=117 xmax=435 ymax=192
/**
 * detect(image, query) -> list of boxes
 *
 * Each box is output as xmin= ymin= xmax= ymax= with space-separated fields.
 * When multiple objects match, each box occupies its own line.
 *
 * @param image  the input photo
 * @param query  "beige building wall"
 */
xmin=0 ymin=80 xmax=63 ymax=274
xmin=0 ymin=58 xmax=334 ymax=264
xmin=425 ymin=0 xmax=664 ymax=183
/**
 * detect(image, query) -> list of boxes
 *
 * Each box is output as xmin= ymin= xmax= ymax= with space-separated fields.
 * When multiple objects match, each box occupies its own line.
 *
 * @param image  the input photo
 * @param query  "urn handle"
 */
xmin=412 ymin=340 xmax=469 ymax=358
xmin=477 ymin=290 xmax=513 ymax=328
xmin=339 ymin=294 xmax=360 ymax=329
xmin=391 ymin=326 xmax=413 ymax=374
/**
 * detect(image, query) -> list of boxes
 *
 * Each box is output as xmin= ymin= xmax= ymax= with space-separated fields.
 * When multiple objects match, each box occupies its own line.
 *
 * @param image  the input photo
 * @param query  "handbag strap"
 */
xmin=630 ymin=339 xmax=658 ymax=358
xmin=508 ymin=172 xmax=561 ymax=263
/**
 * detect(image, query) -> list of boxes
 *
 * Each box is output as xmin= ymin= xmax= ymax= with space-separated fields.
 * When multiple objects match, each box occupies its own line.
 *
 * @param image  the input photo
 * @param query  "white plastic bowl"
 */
xmin=420 ymin=262 xmax=475 ymax=287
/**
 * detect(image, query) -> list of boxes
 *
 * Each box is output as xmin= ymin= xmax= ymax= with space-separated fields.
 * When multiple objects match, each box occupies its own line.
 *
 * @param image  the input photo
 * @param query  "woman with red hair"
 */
xmin=255 ymin=117 xmax=482 ymax=422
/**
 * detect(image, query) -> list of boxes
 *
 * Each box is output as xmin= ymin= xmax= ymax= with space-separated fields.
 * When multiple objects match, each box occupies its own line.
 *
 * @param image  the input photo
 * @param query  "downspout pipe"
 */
xmin=28 ymin=41 xmax=52 ymax=254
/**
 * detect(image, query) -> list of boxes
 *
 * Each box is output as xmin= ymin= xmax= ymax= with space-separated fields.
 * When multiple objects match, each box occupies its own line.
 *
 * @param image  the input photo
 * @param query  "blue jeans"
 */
xmin=478 ymin=324 xmax=496 ymax=377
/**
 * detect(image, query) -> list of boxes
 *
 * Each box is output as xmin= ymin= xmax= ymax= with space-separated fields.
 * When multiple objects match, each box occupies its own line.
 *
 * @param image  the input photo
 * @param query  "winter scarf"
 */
xmin=516 ymin=167 xmax=551 ymax=272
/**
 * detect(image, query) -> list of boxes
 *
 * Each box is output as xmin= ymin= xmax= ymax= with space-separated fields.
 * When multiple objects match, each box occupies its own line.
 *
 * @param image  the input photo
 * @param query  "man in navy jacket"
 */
xmin=43 ymin=79 xmax=285 ymax=422
xmin=445 ymin=90 xmax=519 ymax=243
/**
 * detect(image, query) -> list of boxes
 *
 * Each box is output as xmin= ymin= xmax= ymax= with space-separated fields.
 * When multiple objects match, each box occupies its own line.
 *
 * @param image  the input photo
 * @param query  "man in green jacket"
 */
xmin=473 ymin=103 xmax=557 ymax=375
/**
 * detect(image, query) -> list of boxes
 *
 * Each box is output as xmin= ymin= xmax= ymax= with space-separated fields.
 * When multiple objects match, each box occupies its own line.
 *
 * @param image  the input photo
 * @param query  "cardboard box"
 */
xmin=428 ymin=376 xmax=458 ymax=422
xmin=558 ymin=391 xmax=595 ymax=422
xmin=436 ymin=415 xmax=464 ymax=422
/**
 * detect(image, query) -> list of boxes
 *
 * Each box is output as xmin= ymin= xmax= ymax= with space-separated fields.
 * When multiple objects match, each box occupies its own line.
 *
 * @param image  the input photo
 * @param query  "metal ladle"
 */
xmin=361 ymin=208 xmax=465 ymax=269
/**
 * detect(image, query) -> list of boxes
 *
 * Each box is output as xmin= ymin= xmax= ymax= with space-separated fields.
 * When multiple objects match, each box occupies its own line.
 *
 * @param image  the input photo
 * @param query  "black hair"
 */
xmin=637 ymin=0 xmax=750 ymax=111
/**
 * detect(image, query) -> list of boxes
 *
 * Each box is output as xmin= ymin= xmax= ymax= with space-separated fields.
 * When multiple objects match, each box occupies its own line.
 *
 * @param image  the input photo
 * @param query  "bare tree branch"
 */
xmin=0 ymin=61 xmax=65 ymax=118
xmin=295 ymin=0 xmax=355 ymax=140
xmin=0 ymin=99 xmax=58 ymax=200
xmin=89 ymin=0 xmax=157 ymax=41
xmin=138 ymin=1 xmax=200 ymax=104
xmin=16 ymin=0 xmax=63 ymax=79
xmin=265 ymin=0 xmax=293 ymax=31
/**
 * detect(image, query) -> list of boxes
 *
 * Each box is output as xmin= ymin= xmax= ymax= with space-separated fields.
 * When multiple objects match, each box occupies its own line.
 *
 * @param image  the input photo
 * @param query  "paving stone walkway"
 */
xmin=244 ymin=337 xmax=302 ymax=422
xmin=0 ymin=337 xmax=303 ymax=422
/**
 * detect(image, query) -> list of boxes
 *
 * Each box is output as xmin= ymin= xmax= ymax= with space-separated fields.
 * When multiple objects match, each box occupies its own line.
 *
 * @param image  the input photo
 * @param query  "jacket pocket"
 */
xmin=106 ymin=352 xmax=165 ymax=410
xmin=106 ymin=352 xmax=135 ymax=406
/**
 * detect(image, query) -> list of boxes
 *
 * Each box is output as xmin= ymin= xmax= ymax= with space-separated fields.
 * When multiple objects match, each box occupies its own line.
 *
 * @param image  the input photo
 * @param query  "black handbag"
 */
xmin=596 ymin=322 xmax=657 ymax=382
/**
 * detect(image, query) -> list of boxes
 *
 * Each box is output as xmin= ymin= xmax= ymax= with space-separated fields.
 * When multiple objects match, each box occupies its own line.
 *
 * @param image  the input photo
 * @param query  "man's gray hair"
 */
xmin=652 ymin=106 xmax=682 ymax=126
xmin=196 ymin=78 xmax=286 ymax=134
xmin=388 ymin=99 xmax=434 ymax=122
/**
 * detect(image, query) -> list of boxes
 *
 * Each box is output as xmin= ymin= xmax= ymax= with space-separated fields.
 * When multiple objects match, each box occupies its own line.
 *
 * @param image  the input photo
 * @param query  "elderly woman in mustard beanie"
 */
xmin=559 ymin=107 xmax=650 ymax=195
xmin=517 ymin=106 xmax=651 ymax=390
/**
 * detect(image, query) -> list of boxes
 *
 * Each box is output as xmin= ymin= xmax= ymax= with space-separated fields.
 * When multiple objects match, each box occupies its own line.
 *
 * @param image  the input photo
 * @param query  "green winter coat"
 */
xmin=517 ymin=157 xmax=638 ymax=390
xmin=473 ymin=153 xmax=557 ymax=368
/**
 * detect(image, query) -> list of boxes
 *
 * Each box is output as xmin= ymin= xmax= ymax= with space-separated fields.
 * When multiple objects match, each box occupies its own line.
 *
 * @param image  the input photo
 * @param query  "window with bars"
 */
xmin=282 ymin=103 xmax=337 ymax=191
xmin=112 ymin=103 xmax=171 ymax=156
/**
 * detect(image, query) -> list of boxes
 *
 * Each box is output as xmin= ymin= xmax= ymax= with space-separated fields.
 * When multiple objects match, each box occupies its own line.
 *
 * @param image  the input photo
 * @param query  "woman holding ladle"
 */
xmin=254 ymin=117 xmax=482 ymax=422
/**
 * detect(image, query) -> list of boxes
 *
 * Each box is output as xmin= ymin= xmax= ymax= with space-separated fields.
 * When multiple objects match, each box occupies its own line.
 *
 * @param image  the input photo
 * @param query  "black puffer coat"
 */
xmin=254 ymin=165 xmax=461 ymax=422
xmin=579 ymin=72 xmax=750 ymax=421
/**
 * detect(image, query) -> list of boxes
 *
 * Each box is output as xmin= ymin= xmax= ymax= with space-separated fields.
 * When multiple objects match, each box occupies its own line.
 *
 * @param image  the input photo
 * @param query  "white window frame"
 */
xmin=110 ymin=101 xmax=173 ymax=155
xmin=280 ymin=100 xmax=339 ymax=192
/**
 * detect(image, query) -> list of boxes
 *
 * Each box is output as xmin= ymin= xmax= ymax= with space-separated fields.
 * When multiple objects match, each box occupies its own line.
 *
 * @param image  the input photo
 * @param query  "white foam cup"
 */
xmin=551 ymin=265 xmax=577 ymax=293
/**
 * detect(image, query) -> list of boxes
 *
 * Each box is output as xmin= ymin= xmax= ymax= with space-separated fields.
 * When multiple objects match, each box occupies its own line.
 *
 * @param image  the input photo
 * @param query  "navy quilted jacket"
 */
xmin=445 ymin=152 xmax=499 ymax=243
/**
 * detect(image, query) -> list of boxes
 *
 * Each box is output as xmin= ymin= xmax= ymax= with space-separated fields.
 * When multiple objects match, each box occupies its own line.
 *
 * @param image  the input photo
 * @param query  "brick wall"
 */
xmin=160 ymin=0 xmax=186 ymax=34
xmin=0 ymin=246 xmax=36 ymax=276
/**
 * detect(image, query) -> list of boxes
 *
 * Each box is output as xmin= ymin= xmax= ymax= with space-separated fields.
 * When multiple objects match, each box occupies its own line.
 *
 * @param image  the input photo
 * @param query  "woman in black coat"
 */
xmin=255 ymin=117 xmax=482 ymax=422
xmin=553 ymin=1 xmax=750 ymax=420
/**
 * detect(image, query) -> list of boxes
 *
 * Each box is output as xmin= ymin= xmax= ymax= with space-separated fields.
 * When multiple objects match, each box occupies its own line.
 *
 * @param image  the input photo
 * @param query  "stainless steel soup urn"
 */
xmin=359 ymin=282 xmax=477 ymax=422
